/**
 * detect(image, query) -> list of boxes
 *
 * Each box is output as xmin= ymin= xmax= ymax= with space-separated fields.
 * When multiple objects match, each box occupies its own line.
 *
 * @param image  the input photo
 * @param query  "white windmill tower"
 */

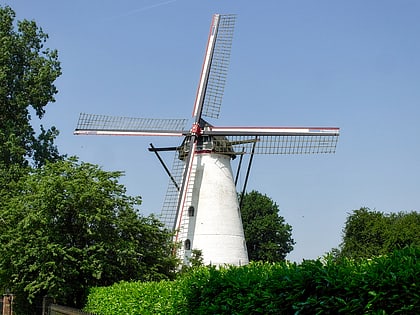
xmin=74 ymin=14 xmax=340 ymax=267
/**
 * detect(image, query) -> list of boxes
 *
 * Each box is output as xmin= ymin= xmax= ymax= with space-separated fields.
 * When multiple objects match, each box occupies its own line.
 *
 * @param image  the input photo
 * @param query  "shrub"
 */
xmin=85 ymin=247 xmax=419 ymax=314
xmin=84 ymin=280 xmax=186 ymax=315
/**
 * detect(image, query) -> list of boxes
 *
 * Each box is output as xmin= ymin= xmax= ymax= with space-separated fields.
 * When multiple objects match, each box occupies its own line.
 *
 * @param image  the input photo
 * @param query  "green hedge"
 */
xmin=84 ymin=247 xmax=419 ymax=314
xmin=84 ymin=280 xmax=185 ymax=315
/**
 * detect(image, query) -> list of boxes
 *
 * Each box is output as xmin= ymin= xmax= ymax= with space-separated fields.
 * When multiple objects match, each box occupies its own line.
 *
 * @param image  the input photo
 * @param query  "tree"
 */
xmin=0 ymin=6 xmax=180 ymax=313
xmin=240 ymin=190 xmax=295 ymax=262
xmin=338 ymin=207 xmax=420 ymax=259
xmin=0 ymin=158 xmax=177 ymax=311
xmin=0 ymin=5 xmax=62 ymax=169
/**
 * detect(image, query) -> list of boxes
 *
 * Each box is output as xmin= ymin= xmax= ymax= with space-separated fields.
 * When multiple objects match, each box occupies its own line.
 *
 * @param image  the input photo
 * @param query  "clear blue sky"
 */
xmin=8 ymin=0 xmax=420 ymax=261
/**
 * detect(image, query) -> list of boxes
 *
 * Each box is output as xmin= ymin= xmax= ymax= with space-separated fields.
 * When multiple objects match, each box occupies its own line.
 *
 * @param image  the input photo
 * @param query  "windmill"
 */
xmin=74 ymin=14 xmax=340 ymax=267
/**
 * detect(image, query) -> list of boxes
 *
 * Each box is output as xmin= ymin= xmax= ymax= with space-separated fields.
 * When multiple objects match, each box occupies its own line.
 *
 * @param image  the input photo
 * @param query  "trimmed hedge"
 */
xmin=84 ymin=280 xmax=185 ymax=315
xmin=85 ymin=247 xmax=419 ymax=314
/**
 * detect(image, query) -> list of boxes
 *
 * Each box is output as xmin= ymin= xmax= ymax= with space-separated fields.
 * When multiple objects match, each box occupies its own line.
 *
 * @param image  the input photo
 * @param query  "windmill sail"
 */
xmin=201 ymin=14 xmax=235 ymax=119
xmin=74 ymin=113 xmax=188 ymax=136
xmin=225 ymin=134 xmax=338 ymax=154
xmin=205 ymin=126 xmax=340 ymax=154
xmin=160 ymin=153 xmax=185 ymax=230
xmin=192 ymin=14 xmax=236 ymax=120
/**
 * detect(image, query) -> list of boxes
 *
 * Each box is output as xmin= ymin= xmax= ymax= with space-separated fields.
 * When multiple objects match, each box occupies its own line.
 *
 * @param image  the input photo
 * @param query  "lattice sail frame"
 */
xmin=204 ymin=126 xmax=339 ymax=154
xmin=192 ymin=14 xmax=236 ymax=120
xmin=160 ymin=153 xmax=185 ymax=229
xmin=210 ymin=134 xmax=337 ymax=155
xmin=201 ymin=14 xmax=235 ymax=119
xmin=75 ymin=113 xmax=188 ymax=136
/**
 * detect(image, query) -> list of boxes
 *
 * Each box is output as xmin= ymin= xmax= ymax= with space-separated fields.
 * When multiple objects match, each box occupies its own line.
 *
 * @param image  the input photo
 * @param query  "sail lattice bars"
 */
xmin=160 ymin=153 xmax=185 ymax=230
xmin=201 ymin=126 xmax=340 ymax=155
xmin=74 ymin=113 xmax=188 ymax=136
xmin=221 ymin=134 xmax=338 ymax=154
xmin=200 ymin=14 xmax=236 ymax=119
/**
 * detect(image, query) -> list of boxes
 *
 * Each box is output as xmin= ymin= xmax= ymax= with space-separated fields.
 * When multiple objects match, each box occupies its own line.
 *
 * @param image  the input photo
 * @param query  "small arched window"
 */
xmin=184 ymin=239 xmax=191 ymax=250
xmin=188 ymin=206 xmax=195 ymax=217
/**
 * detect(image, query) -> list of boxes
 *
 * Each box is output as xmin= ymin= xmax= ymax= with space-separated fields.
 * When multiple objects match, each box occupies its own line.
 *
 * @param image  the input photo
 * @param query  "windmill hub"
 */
xmin=191 ymin=123 xmax=202 ymax=136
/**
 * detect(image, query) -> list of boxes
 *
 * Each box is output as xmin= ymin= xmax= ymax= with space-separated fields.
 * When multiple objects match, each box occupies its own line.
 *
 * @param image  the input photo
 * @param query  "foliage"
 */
xmin=240 ymin=190 xmax=294 ymax=262
xmin=188 ymin=249 xmax=204 ymax=268
xmin=178 ymin=249 xmax=205 ymax=276
xmin=338 ymin=207 xmax=420 ymax=259
xmin=85 ymin=280 xmax=186 ymax=315
xmin=0 ymin=5 xmax=62 ymax=169
xmin=85 ymin=247 xmax=419 ymax=314
xmin=185 ymin=249 xmax=204 ymax=269
xmin=0 ymin=7 xmax=181 ymax=313
xmin=0 ymin=158 xmax=177 ymax=311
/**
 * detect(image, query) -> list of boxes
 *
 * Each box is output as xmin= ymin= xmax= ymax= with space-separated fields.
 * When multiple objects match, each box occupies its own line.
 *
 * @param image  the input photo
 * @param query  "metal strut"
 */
xmin=234 ymin=148 xmax=245 ymax=186
xmin=239 ymin=137 xmax=258 ymax=209
xmin=149 ymin=143 xmax=180 ymax=191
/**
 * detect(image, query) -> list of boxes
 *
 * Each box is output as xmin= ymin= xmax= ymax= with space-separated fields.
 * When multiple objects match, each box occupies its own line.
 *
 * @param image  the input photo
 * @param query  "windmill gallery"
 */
xmin=74 ymin=14 xmax=340 ymax=266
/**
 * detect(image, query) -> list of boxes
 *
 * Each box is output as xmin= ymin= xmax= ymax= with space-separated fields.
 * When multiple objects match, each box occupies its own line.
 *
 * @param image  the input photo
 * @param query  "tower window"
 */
xmin=185 ymin=239 xmax=191 ymax=250
xmin=188 ymin=206 xmax=195 ymax=217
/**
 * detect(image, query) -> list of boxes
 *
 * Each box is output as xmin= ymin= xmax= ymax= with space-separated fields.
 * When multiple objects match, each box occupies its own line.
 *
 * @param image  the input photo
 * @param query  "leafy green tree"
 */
xmin=339 ymin=208 xmax=386 ymax=258
xmin=0 ymin=6 xmax=180 ymax=313
xmin=0 ymin=5 xmax=62 ymax=169
xmin=385 ymin=211 xmax=420 ymax=249
xmin=240 ymin=190 xmax=294 ymax=262
xmin=339 ymin=207 xmax=420 ymax=259
xmin=0 ymin=158 xmax=177 ymax=311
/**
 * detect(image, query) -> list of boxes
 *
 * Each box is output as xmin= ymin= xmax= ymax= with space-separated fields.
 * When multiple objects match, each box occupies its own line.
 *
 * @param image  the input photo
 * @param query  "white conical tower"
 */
xmin=181 ymin=151 xmax=248 ymax=266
